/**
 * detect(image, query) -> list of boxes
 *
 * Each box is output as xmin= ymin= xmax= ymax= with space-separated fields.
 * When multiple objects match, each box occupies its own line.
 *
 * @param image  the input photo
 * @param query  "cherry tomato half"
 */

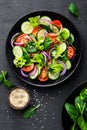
xmin=67 ymin=46 xmax=75 ymax=59
xmin=48 ymin=33 xmax=57 ymax=40
xmin=16 ymin=34 xmax=30 ymax=44
xmin=38 ymin=67 xmax=48 ymax=82
xmin=52 ymin=20 xmax=62 ymax=29
xmin=22 ymin=63 xmax=34 ymax=72
xmin=32 ymin=26 xmax=42 ymax=35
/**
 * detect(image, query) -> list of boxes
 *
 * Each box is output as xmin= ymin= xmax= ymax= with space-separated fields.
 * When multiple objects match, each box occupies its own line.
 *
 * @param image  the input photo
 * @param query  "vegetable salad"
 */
xmin=11 ymin=15 xmax=75 ymax=82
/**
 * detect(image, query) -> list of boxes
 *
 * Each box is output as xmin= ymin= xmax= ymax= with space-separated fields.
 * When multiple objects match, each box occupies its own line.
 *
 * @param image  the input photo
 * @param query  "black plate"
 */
xmin=62 ymin=81 xmax=87 ymax=130
xmin=6 ymin=11 xmax=81 ymax=87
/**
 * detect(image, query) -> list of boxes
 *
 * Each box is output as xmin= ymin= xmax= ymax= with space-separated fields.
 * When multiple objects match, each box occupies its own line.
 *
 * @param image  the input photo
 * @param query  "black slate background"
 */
xmin=0 ymin=0 xmax=87 ymax=130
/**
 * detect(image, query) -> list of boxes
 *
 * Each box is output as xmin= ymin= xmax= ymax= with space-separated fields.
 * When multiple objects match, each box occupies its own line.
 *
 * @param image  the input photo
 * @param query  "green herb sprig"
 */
xmin=68 ymin=3 xmax=80 ymax=19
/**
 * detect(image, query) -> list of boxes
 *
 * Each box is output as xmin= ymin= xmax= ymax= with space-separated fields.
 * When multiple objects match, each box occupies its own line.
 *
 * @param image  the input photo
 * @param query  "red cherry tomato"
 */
xmin=16 ymin=34 xmax=30 ymax=44
xmin=52 ymin=20 xmax=62 ymax=29
xmin=32 ymin=26 xmax=42 ymax=35
xmin=67 ymin=46 xmax=75 ymax=59
xmin=38 ymin=67 xmax=48 ymax=82
xmin=22 ymin=63 xmax=34 ymax=72
xmin=48 ymin=33 xmax=57 ymax=40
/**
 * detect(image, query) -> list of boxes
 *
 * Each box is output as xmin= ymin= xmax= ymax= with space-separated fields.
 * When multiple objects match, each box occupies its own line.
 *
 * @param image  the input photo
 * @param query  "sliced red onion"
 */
xmin=58 ymin=60 xmax=67 ymax=76
xmin=49 ymin=47 xmax=55 ymax=57
xmin=42 ymin=51 xmax=47 ymax=64
xmin=24 ymin=35 xmax=32 ymax=40
xmin=39 ymin=18 xmax=53 ymax=30
xmin=42 ymin=51 xmax=50 ymax=59
xmin=20 ymin=69 xmax=29 ymax=77
xmin=14 ymin=42 xmax=24 ymax=46
xmin=29 ymin=66 xmax=38 ymax=76
xmin=11 ymin=33 xmax=20 ymax=47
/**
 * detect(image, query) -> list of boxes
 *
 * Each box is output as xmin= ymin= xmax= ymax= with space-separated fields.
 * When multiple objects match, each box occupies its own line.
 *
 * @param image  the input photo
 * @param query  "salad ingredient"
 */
xmin=65 ymin=87 xmax=87 ymax=130
xmin=68 ymin=3 xmax=80 ymax=19
xmin=38 ymin=67 xmax=48 ymax=82
xmin=52 ymin=20 xmax=62 ymax=29
xmin=22 ymin=104 xmax=40 ymax=118
xmin=13 ymin=56 xmax=26 ymax=68
xmin=65 ymin=59 xmax=71 ymax=70
xmin=20 ymin=69 xmax=29 ymax=77
xmin=21 ymin=21 xmax=33 ymax=34
xmin=67 ymin=46 xmax=75 ymax=59
xmin=13 ymin=46 xmax=23 ymax=58
xmin=12 ymin=15 xmax=76 ymax=82
xmin=28 ymin=15 xmax=40 ymax=27
xmin=8 ymin=87 xmax=30 ymax=110
xmin=16 ymin=34 xmax=31 ymax=45
xmin=22 ymin=63 xmax=34 ymax=72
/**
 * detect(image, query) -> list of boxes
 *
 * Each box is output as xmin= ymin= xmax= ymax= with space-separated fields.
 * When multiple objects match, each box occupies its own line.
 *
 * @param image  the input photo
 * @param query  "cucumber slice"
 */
xmin=40 ymin=16 xmax=52 ymax=22
xmin=59 ymin=42 xmax=67 ymax=53
xmin=48 ymin=72 xmax=59 ymax=80
xmin=65 ymin=60 xmax=71 ymax=70
xmin=59 ymin=28 xmax=70 ymax=40
xmin=13 ymin=46 xmax=23 ymax=58
xmin=68 ymin=33 xmax=75 ymax=44
xmin=21 ymin=21 xmax=33 ymax=34
xmin=37 ymin=29 xmax=47 ymax=43
xmin=52 ymin=25 xmax=59 ymax=33
xmin=30 ymin=69 xmax=39 ymax=79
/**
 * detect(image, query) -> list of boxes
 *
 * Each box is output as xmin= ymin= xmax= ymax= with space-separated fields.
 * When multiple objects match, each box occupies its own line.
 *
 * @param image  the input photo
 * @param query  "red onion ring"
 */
xmin=39 ymin=18 xmax=53 ymax=29
xmin=58 ymin=60 xmax=67 ymax=76
xmin=49 ymin=47 xmax=56 ymax=57
xmin=14 ymin=42 xmax=24 ymax=46
xmin=42 ymin=51 xmax=47 ymax=64
xmin=11 ymin=33 xmax=20 ymax=47
xmin=20 ymin=69 xmax=29 ymax=77
xmin=42 ymin=51 xmax=50 ymax=59
xmin=29 ymin=66 xmax=38 ymax=76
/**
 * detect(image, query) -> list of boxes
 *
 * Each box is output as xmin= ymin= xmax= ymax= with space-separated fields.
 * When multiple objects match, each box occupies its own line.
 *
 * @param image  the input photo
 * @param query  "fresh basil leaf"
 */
xmin=22 ymin=104 xmax=40 ymax=119
xmin=3 ymin=79 xmax=15 ymax=89
xmin=65 ymin=103 xmax=79 ymax=123
xmin=68 ymin=3 xmax=80 ymax=19
xmin=71 ymin=123 xmax=79 ymax=130
xmin=78 ymin=116 xmax=87 ymax=130
xmin=75 ymin=96 xmax=86 ymax=115
xmin=22 ymin=47 xmax=30 ymax=63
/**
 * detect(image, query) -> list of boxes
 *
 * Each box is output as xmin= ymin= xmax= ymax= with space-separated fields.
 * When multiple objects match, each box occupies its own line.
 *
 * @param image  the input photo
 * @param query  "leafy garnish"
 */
xmin=0 ymin=70 xmax=15 ymax=89
xmin=28 ymin=16 xmax=40 ymax=27
xmin=22 ymin=104 xmax=40 ymax=118
xmin=68 ymin=3 xmax=80 ymax=19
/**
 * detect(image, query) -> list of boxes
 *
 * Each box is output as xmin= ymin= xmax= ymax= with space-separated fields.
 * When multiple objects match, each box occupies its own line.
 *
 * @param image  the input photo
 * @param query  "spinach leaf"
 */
xmin=22 ymin=104 xmax=40 ymax=119
xmin=65 ymin=103 xmax=79 ymax=123
xmin=80 ymin=88 xmax=87 ymax=101
xmin=68 ymin=33 xmax=75 ymax=45
xmin=22 ymin=47 xmax=30 ymax=63
xmin=68 ymin=3 xmax=80 ymax=19
xmin=44 ymin=37 xmax=52 ymax=50
xmin=71 ymin=123 xmax=79 ymax=130
xmin=75 ymin=96 xmax=86 ymax=115
xmin=26 ymin=42 xmax=37 ymax=53
xmin=78 ymin=116 xmax=87 ymax=130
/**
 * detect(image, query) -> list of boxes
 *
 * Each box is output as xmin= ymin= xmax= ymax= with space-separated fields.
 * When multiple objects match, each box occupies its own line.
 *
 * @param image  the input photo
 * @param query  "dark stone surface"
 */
xmin=0 ymin=0 xmax=86 ymax=130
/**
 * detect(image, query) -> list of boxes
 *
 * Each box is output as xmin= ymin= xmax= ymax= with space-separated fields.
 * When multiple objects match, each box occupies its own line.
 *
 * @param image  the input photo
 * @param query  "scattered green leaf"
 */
xmin=22 ymin=104 xmax=40 ymax=118
xmin=68 ymin=3 xmax=80 ymax=19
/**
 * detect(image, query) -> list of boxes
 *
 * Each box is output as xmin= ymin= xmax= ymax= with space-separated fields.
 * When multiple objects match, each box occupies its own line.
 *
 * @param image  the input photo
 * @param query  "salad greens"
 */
xmin=68 ymin=3 xmax=80 ymax=19
xmin=65 ymin=87 xmax=87 ymax=130
xmin=11 ymin=15 xmax=76 ymax=82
